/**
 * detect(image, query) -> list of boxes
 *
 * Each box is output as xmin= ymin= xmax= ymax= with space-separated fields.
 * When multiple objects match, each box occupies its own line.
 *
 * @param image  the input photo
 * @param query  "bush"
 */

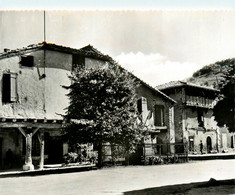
xmin=63 ymin=152 xmax=97 ymax=164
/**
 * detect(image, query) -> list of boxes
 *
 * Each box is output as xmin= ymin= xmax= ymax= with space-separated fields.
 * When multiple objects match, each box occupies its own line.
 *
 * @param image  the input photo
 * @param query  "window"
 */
xmin=189 ymin=136 xmax=194 ymax=151
xmin=197 ymin=108 xmax=204 ymax=127
xmin=72 ymin=54 xmax=85 ymax=70
xmin=20 ymin=55 xmax=34 ymax=67
xmin=154 ymin=105 xmax=165 ymax=126
xmin=2 ymin=73 xmax=17 ymax=103
xmin=137 ymin=98 xmax=142 ymax=114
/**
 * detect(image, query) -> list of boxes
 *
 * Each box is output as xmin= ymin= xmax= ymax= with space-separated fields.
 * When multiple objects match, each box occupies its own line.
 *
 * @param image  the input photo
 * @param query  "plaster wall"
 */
xmin=136 ymin=85 xmax=175 ymax=148
xmin=85 ymin=58 xmax=109 ymax=69
xmin=186 ymin=109 xmax=217 ymax=130
xmin=0 ymin=50 xmax=71 ymax=119
xmin=187 ymin=129 xmax=217 ymax=152
xmin=220 ymin=127 xmax=235 ymax=150
xmin=33 ymin=50 xmax=72 ymax=71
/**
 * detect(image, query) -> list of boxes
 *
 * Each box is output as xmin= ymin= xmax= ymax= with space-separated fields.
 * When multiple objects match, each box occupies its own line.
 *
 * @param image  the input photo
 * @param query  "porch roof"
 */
xmin=0 ymin=118 xmax=64 ymax=129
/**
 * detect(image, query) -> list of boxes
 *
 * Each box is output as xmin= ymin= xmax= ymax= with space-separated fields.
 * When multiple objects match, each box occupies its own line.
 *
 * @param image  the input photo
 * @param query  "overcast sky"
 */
xmin=1 ymin=8 xmax=235 ymax=86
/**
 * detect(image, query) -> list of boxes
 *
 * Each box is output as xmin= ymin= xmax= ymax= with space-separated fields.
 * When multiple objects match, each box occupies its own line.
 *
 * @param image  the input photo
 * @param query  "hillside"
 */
xmin=186 ymin=58 xmax=234 ymax=89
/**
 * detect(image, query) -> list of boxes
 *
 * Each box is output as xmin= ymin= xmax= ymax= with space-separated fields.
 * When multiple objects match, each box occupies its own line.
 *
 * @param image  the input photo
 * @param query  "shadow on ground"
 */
xmin=124 ymin=178 xmax=235 ymax=195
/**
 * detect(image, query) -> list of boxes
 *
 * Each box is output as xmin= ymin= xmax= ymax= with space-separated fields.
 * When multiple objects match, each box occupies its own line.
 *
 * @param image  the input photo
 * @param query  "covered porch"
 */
xmin=0 ymin=118 xmax=66 ymax=171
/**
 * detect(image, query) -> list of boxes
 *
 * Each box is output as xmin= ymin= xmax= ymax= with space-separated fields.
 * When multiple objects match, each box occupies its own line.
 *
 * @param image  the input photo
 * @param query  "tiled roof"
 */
xmin=156 ymin=80 xmax=219 ymax=92
xmin=0 ymin=44 xmax=43 ymax=60
xmin=0 ymin=42 xmax=115 ymax=63
xmin=139 ymin=79 xmax=177 ymax=103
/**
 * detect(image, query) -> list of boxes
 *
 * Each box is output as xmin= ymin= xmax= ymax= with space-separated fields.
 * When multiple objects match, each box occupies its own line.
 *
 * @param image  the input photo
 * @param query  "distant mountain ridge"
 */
xmin=186 ymin=58 xmax=234 ymax=89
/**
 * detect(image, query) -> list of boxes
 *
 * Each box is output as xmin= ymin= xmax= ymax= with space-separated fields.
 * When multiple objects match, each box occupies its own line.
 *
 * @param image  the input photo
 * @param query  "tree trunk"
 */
xmin=97 ymin=143 xmax=103 ymax=168
xmin=125 ymin=151 xmax=130 ymax=166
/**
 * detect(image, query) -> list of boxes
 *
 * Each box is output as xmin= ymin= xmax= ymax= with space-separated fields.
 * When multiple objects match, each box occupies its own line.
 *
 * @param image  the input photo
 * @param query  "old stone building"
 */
xmin=157 ymin=81 xmax=235 ymax=154
xmin=0 ymin=42 xmax=176 ymax=169
xmin=135 ymin=80 xmax=176 ymax=158
xmin=0 ymin=42 xmax=115 ymax=170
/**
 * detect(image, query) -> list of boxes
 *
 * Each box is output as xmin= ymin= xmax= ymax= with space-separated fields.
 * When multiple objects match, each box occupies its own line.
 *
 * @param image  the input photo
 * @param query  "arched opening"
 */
xmin=206 ymin=136 xmax=212 ymax=153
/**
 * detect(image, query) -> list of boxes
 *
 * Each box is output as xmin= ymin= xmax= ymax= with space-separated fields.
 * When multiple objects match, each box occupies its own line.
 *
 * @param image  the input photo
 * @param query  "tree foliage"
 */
xmin=213 ymin=63 xmax=235 ymax=132
xmin=63 ymin=65 xmax=144 ymax=159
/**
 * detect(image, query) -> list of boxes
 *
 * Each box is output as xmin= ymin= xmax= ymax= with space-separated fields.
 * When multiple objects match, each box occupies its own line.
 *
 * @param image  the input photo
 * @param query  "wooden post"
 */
xmin=19 ymin=127 xmax=40 ymax=171
xmin=37 ymin=132 xmax=45 ymax=170
xmin=23 ymin=132 xmax=34 ymax=171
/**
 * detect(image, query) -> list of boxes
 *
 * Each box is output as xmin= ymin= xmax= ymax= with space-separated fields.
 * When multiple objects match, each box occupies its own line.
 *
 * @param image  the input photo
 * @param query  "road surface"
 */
xmin=0 ymin=159 xmax=235 ymax=195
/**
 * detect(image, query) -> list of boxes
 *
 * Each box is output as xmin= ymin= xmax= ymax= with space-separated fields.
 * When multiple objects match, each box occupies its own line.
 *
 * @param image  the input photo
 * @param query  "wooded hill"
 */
xmin=187 ymin=58 xmax=234 ymax=89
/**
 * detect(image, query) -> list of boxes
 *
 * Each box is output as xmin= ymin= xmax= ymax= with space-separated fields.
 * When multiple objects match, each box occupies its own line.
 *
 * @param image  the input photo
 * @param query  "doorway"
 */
xmin=0 ymin=138 xmax=2 ymax=169
xmin=206 ymin=136 xmax=212 ymax=153
xmin=47 ymin=137 xmax=63 ymax=164
xmin=231 ymin=136 xmax=234 ymax=148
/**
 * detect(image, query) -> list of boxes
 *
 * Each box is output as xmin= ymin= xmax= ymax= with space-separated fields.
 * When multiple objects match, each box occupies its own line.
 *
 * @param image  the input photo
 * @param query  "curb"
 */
xmin=0 ymin=165 xmax=97 ymax=178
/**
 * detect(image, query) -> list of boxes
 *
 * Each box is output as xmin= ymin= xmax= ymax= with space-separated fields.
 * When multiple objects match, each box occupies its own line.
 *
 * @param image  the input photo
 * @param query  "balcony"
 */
xmin=185 ymin=95 xmax=216 ymax=109
xmin=149 ymin=126 xmax=167 ymax=133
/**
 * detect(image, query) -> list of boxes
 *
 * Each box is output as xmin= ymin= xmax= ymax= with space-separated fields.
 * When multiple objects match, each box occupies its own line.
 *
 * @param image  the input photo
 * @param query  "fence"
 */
xmin=143 ymin=142 xmax=188 ymax=164
xmin=101 ymin=142 xmax=188 ymax=165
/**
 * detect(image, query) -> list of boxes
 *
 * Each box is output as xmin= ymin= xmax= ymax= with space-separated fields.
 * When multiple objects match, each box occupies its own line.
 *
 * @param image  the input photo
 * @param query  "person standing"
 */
xmin=6 ymin=148 xmax=13 ymax=169
xmin=200 ymin=140 xmax=203 ymax=155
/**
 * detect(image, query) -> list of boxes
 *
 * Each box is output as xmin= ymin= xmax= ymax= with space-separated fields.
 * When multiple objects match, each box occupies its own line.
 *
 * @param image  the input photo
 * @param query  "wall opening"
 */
xmin=197 ymin=108 xmax=204 ymax=127
xmin=154 ymin=105 xmax=165 ymax=126
xmin=206 ymin=136 xmax=212 ymax=153
xmin=20 ymin=55 xmax=34 ymax=67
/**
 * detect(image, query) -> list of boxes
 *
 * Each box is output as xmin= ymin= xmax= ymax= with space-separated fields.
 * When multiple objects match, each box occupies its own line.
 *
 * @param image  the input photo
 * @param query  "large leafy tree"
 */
xmin=63 ymin=65 xmax=144 ymax=166
xmin=213 ymin=62 xmax=235 ymax=132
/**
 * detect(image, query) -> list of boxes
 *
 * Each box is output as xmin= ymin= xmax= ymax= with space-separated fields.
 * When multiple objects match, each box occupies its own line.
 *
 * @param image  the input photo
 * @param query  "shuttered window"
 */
xmin=154 ymin=105 xmax=165 ymax=126
xmin=2 ymin=73 xmax=17 ymax=103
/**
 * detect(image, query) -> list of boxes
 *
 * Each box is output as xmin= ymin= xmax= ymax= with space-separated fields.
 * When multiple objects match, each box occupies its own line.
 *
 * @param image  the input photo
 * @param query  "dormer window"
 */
xmin=20 ymin=55 xmax=34 ymax=67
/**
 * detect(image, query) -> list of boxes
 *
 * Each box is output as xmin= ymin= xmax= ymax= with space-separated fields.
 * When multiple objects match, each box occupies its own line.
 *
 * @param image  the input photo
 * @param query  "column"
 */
xmin=18 ymin=127 xmax=39 ymax=171
xmin=37 ymin=132 xmax=45 ymax=170
xmin=23 ymin=133 xmax=34 ymax=171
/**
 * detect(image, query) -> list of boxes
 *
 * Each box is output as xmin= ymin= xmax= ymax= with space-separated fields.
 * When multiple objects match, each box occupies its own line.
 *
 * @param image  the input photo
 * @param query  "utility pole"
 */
xmin=44 ymin=10 xmax=46 ymax=43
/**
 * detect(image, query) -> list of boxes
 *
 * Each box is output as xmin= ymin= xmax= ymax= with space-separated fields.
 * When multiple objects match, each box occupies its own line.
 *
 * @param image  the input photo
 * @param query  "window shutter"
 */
xmin=2 ymin=74 xmax=11 ymax=103
xmin=2 ymin=73 xmax=17 ymax=103
xmin=10 ymin=74 xmax=17 ymax=102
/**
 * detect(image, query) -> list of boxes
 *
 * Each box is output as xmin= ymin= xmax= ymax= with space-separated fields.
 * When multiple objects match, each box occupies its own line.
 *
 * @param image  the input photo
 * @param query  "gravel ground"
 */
xmin=0 ymin=159 xmax=235 ymax=195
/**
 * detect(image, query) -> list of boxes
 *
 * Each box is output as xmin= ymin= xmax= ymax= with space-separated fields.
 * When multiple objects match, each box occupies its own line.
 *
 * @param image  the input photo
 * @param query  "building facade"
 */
xmin=0 ymin=43 xmax=114 ymax=170
xmin=135 ymin=81 xmax=176 ymax=158
xmin=0 ymin=42 xmax=176 ymax=169
xmin=157 ymin=81 xmax=235 ymax=154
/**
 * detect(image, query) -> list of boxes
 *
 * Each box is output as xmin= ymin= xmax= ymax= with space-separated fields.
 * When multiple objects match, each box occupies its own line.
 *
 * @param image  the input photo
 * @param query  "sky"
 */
xmin=1 ymin=1 xmax=235 ymax=86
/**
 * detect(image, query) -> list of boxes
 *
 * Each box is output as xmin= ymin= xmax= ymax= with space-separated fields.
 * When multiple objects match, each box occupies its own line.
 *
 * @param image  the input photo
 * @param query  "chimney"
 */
xmin=4 ymin=48 xmax=10 ymax=52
